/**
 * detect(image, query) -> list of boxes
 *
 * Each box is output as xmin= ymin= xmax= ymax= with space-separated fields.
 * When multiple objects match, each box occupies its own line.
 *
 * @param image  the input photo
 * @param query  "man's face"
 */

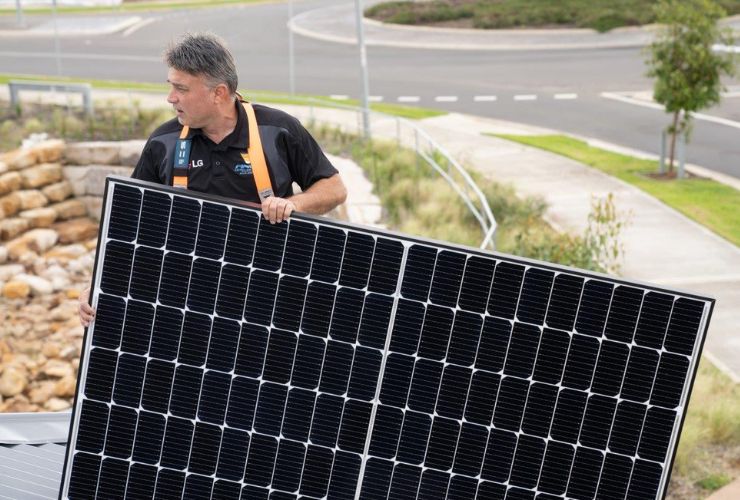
xmin=166 ymin=68 xmax=217 ymax=129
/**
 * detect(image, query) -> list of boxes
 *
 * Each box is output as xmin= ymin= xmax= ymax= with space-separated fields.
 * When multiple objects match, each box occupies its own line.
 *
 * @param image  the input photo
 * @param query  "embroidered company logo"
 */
xmin=189 ymin=159 xmax=204 ymax=168
xmin=234 ymin=162 xmax=252 ymax=176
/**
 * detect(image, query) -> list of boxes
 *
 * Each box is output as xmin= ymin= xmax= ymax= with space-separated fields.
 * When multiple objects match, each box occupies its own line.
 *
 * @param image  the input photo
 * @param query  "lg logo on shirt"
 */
xmin=189 ymin=159 xmax=204 ymax=168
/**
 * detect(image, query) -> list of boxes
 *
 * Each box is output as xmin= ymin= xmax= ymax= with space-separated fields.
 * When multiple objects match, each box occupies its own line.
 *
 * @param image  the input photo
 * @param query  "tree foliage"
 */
xmin=646 ymin=0 xmax=737 ymax=174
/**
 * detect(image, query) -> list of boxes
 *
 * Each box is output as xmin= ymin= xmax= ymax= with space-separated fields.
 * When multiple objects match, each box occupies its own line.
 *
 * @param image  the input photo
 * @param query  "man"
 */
xmin=79 ymin=32 xmax=347 ymax=326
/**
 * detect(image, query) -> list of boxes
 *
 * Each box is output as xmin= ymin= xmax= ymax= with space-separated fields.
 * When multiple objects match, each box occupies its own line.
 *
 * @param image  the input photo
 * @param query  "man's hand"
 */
xmin=78 ymin=286 xmax=95 ymax=327
xmin=261 ymin=196 xmax=296 ymax=224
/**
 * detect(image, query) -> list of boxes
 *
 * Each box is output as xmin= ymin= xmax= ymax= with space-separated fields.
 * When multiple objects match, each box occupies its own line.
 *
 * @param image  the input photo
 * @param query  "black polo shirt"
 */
xmin=131 ymin=101 xmax=338 ymax=202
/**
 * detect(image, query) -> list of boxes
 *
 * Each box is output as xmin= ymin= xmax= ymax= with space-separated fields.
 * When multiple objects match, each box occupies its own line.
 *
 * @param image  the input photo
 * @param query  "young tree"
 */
xmin=646 ymin=0 xmax=737 ymax=175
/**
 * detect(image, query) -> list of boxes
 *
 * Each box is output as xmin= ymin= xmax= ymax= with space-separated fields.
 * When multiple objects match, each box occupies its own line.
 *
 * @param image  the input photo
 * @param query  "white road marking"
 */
xmin=329 ymin=94 xmax=349 ymax=100
xmin=514 ymin=94 xmax=538 ymax=101
xmin=398 ymin=96 xmax=420 ymax=103
xmin=474 ymin=95 xmax=498 ymax=102
xmin=601 ymin=91 xmax=740 ymax=130
xmin=601 ymin=91 xmax=664 ymax=111
xmin=554 ymin=93 xmax=578 ymax=100
xmin=368 ymin=95 xmax=384 ymax=102
xmin=434 ymin=96 xmax=458 ymax=102
xmin=122 ymin=18 xmax=156 ymax=37
xmin=712 ymin=43 xmax=740 ymax=53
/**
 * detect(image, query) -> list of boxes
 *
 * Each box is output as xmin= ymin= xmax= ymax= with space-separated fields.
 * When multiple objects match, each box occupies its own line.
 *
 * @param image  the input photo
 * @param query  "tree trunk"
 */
xmin=668 ymin=110 xmax=680 ymax=175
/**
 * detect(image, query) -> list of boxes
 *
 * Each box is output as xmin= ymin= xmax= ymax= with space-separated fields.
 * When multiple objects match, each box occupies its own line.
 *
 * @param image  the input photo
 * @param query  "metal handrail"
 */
xmin=265 ymin=94 xmax=498 ymax=249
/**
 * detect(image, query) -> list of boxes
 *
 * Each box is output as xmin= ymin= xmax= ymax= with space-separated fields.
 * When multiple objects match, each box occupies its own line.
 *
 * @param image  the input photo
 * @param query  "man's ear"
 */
xmin=213 ymin=83 xmax=230 ymax=104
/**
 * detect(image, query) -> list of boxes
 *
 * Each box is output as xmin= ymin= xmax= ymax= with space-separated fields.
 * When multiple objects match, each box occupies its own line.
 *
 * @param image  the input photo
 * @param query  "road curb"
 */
xmin=0 ymin=15 xmax=141 ymax=37
xmin=289 ymin=5 xmax=740 ymax=52
xmin=288 ymin=12 xmax=649 ymax=51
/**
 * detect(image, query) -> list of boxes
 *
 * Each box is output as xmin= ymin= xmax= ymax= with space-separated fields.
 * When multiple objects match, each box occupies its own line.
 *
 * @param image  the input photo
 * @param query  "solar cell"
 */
xmin=60 ymin=177 xmax=714 ymax=499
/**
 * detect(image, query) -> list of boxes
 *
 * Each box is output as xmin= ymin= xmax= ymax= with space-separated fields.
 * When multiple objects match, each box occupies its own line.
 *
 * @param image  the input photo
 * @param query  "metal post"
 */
xmin=15 ymin=0 xmax=25 ymax=28
xmin=354 ymin=0 xmax=371 ymax=139
xmin=52 ymin=0 xmax=62 ymax=76
xmin=677 ymin=133 xmax=686 ymax=179
xmin=659 ymin=130 xmax=666 ymax=174
xmin=288 ymin=0 xmax=295 ymax=95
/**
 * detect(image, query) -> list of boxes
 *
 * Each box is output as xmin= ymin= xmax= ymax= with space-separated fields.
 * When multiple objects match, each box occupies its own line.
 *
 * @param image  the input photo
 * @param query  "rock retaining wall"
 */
xmin=0 ymin=139 xmax=143 ymax=412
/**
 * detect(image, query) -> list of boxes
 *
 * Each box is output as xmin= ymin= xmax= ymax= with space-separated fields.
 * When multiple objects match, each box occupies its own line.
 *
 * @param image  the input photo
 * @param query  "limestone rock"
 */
xmin=80 ymin=196 xmax=103 ymax=221
xmin=44 ymin=397 xmax=71 ymax=411
xmin=42 ymin=180 xmax=73 ymax=203
xmin=54 ymin=218 xmax=98 ymax=244
xmin=0 ymin=218 xmax=30 ymax=241
xmin=42 ymin=343 xmax=62 ymax=359
xmin=61 ymin=166 xmax=87 ymax=197
xmin=29 ymin=381 xmax=56 ymax=404
xmin=19 ymin=207 xmax=58 ymax=228
xmin=0 ymin=367 xmax=27 ymax=396
xmin=1 ymin=395 xmax=37 ymax=413
xmin=0 ymin=171 xmax=22 ymax=196
xmin=33 ymin=229 xmax=60 ymax=251
xmin=51 ymin=199 xmax=87 ymax=220
xmin=53 ymin=376 xmax=77 ymax=397
xmin=42 ymin=359 xmax=74 ymax=378
xmin=0 ymin=192 xmax=21 ymax=218
xmin=21 ymin=163 xmax=63 ymax=189
xmin=5 ymin=237 xmax=31 ymax=260
xmin=18 ymin=228 xmax=59 ymax=254
xmin=0 ymin=160 xmax=6 ymax=174
xmin=65 ymin=142 xmax=120 ymax=165
xmin=5 ymin=229 xmax=59 ymax=260
xmin=68 ymin=252 xmax=95 ymax=274
xmin=44 ymin=243 xmax=87 ymax=262
xmin=63 ymin=165 xmax=134 ymax=197
xmin=16 ymin=189 xmax=48 ymax=210
xmin=0 ymin=264 xmax=24 ymax=282
xmin=41 ymin=265 xmax=71 ymax=292
xmin=50 ymin=300 xmax=77 ymax=321
xmin=0 ymin=246 xmax=7 ymax=264
xmin=0 ymin=340 xmax=10 ymax=357
xmin=14 ymin=273 xmax=53 ymax=296
xmin=2 ymin=280 xmax=30 ymax=298
xmin=32 ymin=139 xmax=65 ymax=163
xmin=2 ymin=148 xmax=36 ymax=170
xmin=119 ymin=140 xmax=146 ymax=166
xmin=62 ymin=344 xmax=81 ymax=360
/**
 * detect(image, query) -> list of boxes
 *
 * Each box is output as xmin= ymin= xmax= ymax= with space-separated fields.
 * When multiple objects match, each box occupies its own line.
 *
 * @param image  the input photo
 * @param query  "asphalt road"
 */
xmin=1 ymin=0 xmax=739 ymax=177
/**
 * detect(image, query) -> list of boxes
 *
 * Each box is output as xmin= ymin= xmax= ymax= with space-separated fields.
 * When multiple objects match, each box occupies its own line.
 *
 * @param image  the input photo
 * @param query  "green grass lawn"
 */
xmin=366 ymin=0 xmax=740 ymax=32
xmin=669 ymin=358 xmax=740 ymax=497
xmin=495 ymin=134 xmax=740 ymax=247
xmin=0 ymin=74 xmax=444 ymax=120
xmin=0 ymin=0 xmax=269 ymax=15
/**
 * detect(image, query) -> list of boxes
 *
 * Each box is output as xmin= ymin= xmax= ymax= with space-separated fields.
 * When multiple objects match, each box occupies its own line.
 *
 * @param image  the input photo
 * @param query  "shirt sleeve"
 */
xmin=130 ymin=140 xmax=162 ymax=183
xmin=285 ymin=117 xmax=339 ymax=191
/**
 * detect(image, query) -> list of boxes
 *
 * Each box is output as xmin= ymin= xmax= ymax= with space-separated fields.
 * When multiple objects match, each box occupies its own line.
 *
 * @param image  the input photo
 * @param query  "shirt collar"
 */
xmin=184 ymin=100 xmax=249 ymax=152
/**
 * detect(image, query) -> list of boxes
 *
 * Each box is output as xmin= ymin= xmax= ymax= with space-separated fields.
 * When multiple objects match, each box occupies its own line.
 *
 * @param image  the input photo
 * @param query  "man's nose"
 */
xmin=167 ymin=89 xmax=177 ymax=104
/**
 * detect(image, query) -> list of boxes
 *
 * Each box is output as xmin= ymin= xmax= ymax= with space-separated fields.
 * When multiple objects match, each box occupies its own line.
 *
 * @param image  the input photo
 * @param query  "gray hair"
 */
xmin=165 ymin=32 xmax=238 ymax=95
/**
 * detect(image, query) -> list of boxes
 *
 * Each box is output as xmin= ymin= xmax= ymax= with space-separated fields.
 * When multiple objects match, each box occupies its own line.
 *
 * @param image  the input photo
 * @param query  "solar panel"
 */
xmin=59 ymin=177 xmax=713 ymax=500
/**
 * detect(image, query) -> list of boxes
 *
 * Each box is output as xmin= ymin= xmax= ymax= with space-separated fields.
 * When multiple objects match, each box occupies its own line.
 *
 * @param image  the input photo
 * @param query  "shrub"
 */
xmin=310 ymin=125 xmax=626 ymax=273
xmin=0 ymin=100 xmax=171 ymax=151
